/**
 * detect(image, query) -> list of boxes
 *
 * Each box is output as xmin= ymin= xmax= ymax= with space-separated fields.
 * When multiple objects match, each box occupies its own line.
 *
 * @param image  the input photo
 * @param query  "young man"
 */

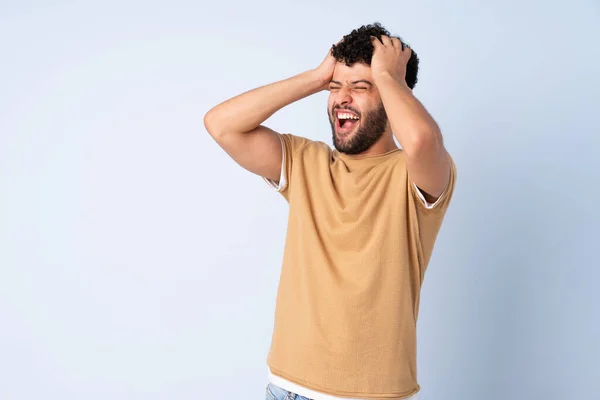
xmin=204 ymin=23 xmax=457 ymax=400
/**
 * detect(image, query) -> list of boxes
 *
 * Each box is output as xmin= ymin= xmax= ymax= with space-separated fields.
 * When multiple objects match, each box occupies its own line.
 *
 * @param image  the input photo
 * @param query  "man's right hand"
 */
xmin=204 ymin=43 xmax=335 ymax=183
xmin=313 ymin=47 xmax=338 ymax=92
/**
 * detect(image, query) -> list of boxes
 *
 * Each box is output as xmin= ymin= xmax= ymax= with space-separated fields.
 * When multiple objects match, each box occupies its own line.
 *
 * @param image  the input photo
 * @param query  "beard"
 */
xmin=328 ymin=102 xmax=389 ymax=155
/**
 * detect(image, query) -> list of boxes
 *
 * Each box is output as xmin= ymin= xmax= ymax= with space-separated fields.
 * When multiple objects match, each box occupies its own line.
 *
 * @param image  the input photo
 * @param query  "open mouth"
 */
xmin=335 ymin=110 xmax=360 ymax=134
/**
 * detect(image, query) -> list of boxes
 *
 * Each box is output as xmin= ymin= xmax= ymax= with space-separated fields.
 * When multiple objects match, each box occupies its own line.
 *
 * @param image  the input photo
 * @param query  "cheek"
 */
xmin=327 ymin=100 xmax=335 ymax=116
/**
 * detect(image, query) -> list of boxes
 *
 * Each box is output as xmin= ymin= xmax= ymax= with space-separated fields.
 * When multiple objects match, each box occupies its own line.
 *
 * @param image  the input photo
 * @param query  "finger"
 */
xmin=370 ymin=35 xmax=382 ymax=46
xmin=391 ymin=37 xmax=403 ymax=50
xmin=380 ymin=35 xmax=393 ymax=47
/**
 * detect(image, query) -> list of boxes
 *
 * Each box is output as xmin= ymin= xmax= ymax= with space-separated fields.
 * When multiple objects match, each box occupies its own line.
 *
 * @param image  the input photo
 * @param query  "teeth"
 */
xmin=337 ymin=113 xmax=359 ymax=120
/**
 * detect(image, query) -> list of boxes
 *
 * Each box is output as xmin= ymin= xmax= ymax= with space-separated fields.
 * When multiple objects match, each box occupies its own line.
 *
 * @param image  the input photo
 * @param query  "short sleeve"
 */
xmin=407 ymin=153 xmax=457 ymax=268
xmin=263 ymin=136 xmax=287 ymax=192
xmin=262 ymin=133 xmax=313 ymax=200
xmin=413 ymin=182 xmax=444 ymax=209
xmin=409 ymin=152 xmax=457 ymax=214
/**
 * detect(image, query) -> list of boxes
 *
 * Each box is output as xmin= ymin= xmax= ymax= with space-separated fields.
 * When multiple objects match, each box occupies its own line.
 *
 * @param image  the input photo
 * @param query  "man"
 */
xmin=204 ymin=23 xmax=456 ymax=400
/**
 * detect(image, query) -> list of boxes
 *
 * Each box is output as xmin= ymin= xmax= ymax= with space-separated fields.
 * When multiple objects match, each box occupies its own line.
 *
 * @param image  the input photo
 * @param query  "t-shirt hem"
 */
xmin=268 ymin=364 xmax=421 ymax=400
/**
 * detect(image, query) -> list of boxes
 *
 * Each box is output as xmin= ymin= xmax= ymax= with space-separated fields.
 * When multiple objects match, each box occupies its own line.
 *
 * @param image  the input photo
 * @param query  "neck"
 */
xmin=346 ymin=131 xmax=399 ymax=158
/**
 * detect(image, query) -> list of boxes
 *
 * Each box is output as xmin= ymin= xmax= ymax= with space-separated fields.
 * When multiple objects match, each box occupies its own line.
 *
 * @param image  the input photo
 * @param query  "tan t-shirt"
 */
xmin=265 ymin=133 xmax=457 ymax=399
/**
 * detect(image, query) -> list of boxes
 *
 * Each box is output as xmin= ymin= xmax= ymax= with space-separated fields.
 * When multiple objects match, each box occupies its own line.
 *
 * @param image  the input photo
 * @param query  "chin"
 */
xmin=337 ymin=129 xmax=357 ymax=140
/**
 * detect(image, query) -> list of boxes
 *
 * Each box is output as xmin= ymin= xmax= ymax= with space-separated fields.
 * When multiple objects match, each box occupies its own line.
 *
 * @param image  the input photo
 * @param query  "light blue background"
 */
xmin=1 ymin=1 xmax=599 ymax=399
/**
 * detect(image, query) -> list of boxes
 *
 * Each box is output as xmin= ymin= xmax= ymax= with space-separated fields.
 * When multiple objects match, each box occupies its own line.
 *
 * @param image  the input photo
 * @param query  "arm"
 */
xmin=371 ymin=36 xmax=450 ymax=202
xmin=204 ymin=52 xmax=335 ymax=182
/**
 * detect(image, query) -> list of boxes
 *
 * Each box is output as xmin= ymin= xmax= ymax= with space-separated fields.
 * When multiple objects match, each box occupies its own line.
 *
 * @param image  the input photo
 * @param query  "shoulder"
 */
xmin=279 ymin=133 xmax=330 ymax=157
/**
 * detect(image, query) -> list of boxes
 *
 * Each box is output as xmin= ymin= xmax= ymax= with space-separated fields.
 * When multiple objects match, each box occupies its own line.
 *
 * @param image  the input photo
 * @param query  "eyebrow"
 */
xmin=330 ymin=80 xmax=373 ymax=86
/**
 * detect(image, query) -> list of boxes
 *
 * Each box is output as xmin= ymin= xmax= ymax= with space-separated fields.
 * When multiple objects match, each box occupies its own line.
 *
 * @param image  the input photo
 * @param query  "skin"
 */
xmin=316 ymin=36 xmax=451 ymax=201
xmin=327 ymin=62 xmax=394 ymax=156
xmin=204 ymin=35 xmax=450 ymax=202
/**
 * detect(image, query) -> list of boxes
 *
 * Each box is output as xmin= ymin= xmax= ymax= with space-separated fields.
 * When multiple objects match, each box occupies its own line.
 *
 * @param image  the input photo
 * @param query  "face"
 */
xmin=327 ymin=62 xmax=389 ymax=155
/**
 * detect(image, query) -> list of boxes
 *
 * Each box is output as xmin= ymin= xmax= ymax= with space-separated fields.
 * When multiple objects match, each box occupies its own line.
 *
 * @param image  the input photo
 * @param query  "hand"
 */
xmin=370 ymin=35 xmax=411 ymax=86
xmin=313 ymin=40 xmax=342 ymax=91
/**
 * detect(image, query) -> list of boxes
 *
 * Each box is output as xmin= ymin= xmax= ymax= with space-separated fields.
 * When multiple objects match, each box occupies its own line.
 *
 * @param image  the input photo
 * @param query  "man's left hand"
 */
xmin=370 ymin=35 xmax=412 ymax=87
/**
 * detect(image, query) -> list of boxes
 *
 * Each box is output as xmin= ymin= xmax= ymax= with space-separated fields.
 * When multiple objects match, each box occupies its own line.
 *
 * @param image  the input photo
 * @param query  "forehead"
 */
xmin=331 ymin=62 xmax=372 ymax=83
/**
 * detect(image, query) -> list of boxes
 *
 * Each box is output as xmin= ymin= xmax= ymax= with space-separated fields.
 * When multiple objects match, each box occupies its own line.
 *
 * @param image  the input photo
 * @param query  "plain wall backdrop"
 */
xmin=1 ymin=1 xmax=599 ymax=399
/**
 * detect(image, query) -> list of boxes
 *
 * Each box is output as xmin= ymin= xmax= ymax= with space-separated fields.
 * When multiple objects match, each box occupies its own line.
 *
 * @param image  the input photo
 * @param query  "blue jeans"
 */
xmin=265 ymin=383 xmax=312 ymax=400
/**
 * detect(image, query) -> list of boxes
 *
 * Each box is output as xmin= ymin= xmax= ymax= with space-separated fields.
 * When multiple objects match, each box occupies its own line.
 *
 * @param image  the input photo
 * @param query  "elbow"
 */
xmin=203 ymin=109 xmax=216 ymax=134
xmin=203 ymin=109 xmax=224 ymax=139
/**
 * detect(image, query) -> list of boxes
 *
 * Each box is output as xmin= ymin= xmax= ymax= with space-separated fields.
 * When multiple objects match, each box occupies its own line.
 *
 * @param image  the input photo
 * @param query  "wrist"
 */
xmin=307 ymin=69 xmax=331 ymax=90
xmin=373 ymin=71 xmax=410 ymax=90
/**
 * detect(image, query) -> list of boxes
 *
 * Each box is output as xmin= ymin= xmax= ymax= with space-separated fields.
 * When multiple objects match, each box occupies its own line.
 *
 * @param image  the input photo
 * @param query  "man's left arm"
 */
xmin=371 ymin=35 xmax=450 ymax=203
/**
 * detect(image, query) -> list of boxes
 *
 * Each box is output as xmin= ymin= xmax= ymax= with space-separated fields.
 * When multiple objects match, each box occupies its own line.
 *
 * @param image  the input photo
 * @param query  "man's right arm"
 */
xmin=203 ymin=70 xmax=328 ymax=183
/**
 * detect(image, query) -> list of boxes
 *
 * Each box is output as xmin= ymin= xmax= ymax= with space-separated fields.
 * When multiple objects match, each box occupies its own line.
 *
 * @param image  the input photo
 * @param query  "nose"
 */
xmin=336 ymin=86 xmax=353 ymax=106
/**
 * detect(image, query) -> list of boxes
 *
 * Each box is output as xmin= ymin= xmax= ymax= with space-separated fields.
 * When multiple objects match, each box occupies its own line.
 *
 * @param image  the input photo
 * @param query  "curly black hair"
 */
xmin=331 ymin=22 xmax=419 ymax=89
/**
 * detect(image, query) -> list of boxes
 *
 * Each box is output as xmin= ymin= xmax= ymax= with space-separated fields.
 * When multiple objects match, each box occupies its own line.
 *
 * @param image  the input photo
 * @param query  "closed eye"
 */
xmin=328 ymin=86 xmax=368 ymax=91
